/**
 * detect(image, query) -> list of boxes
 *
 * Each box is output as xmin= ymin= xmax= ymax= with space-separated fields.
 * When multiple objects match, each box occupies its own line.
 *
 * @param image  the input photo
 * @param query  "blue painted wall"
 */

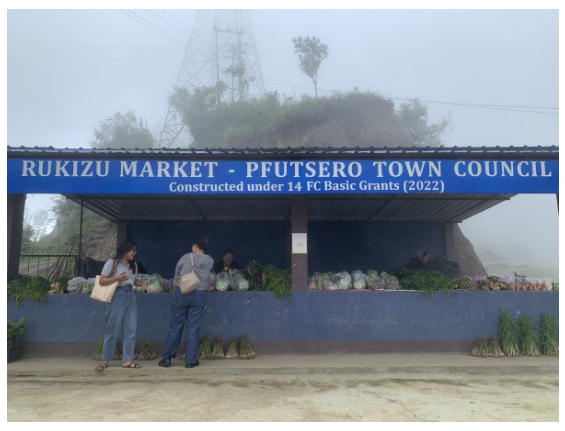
xmin=308 ymin=222 xmax=446 ymax=274
xmin=127 ymin=222 xmax=288 ymax=278
xmin=126 ymin=221 xmax=445 ymax=278
xmin=8 ymin=292 xmax=558 ymax=346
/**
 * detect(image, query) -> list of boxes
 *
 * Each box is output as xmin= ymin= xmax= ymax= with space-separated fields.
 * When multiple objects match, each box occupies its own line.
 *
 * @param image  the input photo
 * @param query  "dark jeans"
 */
xmin=102 ymin=287 xmax=137 ymax=362
xmin=162 ymin=289 xmax=206 ymax=364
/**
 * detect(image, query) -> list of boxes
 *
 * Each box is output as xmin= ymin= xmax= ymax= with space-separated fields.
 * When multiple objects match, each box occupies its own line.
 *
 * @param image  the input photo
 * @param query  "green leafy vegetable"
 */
xmin=519 ymin=314 xmax=541 ymax=356
xmin=540 ymin=312 xmax=559 ymax=356
xmin=392 ymin=269 xmax=455 ymax=298
xmin=7 ymin=318 xmax=27 ymax=339
xmin=8 ymin=275 xmax=51 ymax=308
xmin=499 ymin=309 xmax=520 ymax=356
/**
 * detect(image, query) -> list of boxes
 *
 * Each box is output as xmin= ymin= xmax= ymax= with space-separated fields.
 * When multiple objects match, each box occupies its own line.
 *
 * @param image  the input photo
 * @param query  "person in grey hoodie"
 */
xmin=159 ymin=234 xmax=214 ymax=368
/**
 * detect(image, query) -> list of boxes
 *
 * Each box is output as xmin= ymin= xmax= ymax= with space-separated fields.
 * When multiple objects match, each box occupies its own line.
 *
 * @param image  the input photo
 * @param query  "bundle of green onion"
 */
xmin=470 ymin=336 xmax=489 ymax=357
xmin=519 ymin=314 xmax=541 ymax=356
xmin=540 ymin=312 xmax=559 ymax=356
xmin=198 ymin=335 xmax=212 ymax=360
xmin=226 ymin=337 xmax=240 ymax=359
xmin=238 ymin=334 xmax=256 ymax=359
xmin=92 ymin=336 xmax=104 ymax=361
xmin=211 ymin=335 xmax=225 ymax=359
xmin=488 ymin=336 xmax=504 ymax=357
xmin=137 ymin=342 xmax=157 ymax=360
xmin=499 ymin=309 xmax=520 ymax=356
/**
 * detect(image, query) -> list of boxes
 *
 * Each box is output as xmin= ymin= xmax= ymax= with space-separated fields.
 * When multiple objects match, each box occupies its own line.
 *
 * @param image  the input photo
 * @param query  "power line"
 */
xmin=161 ymin=9 xmax=192 ymax=32
xmin=147 ymin=9 xmax=190 ymax=39
xmin=119 ymin=10 xmax=186 ymax=50
xmin=262 ymin=78 xmax=558 ymax=115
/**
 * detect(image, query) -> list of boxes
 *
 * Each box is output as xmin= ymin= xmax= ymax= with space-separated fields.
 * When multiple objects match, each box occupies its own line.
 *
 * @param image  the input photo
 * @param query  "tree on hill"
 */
xmin=395 ymin=98 xmax=452 ymax=147
xmin=89 ymin=110 xmax=156 ymax=149
xmin=292 ymin=35 xmax=329 ymax=98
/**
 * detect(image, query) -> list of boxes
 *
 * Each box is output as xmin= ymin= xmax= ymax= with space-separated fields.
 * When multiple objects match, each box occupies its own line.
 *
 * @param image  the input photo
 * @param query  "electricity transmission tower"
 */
xmin=158 ymin=10 xmax=265 ymax=148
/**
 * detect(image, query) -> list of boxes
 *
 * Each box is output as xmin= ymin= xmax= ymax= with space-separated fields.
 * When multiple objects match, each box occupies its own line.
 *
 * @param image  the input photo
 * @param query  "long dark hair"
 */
xmin=194 ymin=234 xmax=210 ymax=253
xmin=114 ymin=240 xmax=138 ymax=274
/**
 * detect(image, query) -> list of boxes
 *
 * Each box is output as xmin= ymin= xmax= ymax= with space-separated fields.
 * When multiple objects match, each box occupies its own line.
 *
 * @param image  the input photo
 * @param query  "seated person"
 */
xmin=213 ymin=249 xmax=242 ymax=273
xmin=404 ymin=249 xmax=429 ymax=271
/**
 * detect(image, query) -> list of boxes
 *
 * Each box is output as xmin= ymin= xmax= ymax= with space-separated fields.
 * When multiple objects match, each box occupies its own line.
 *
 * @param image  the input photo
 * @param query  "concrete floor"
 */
xmin=7 ymin=372 xmax=558 ymax=421
xmin=7 ymin=354 xmax=559 ymax=422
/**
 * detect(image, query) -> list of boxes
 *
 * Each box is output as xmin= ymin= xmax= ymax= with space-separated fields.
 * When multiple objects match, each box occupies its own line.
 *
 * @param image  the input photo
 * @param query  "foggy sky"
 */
xmin=6 ymin=9 xmax=559 ymax=269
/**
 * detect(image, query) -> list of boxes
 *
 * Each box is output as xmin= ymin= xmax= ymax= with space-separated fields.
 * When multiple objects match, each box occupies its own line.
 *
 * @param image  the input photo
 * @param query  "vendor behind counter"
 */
xmin=213 ymin=249 xmax=241 ymax=273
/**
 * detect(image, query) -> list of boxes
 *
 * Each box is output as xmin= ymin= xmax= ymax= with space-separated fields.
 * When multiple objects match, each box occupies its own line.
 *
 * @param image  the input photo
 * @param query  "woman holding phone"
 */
xmin=95 ymin=240 xmax=149 ymax=372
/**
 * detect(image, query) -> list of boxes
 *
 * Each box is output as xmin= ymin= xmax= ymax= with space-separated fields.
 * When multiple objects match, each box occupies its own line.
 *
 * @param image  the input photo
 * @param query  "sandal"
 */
xmin=95 ymin=362 xmax=108 ymax=372
xmin=122 ymin=362 xmax=142 ymax=369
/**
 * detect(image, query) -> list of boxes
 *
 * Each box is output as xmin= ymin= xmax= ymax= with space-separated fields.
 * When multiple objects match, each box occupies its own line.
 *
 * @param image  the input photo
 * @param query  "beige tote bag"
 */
xmin=178 ymin=253 xmax=200 ymax=294
xmin=91 ymin=261 xmax=119 ymax=303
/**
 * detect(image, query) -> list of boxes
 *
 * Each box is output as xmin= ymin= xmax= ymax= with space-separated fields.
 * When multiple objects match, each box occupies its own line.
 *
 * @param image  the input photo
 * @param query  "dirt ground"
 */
xmin=7 ymin=372 xmax=558 ymax=422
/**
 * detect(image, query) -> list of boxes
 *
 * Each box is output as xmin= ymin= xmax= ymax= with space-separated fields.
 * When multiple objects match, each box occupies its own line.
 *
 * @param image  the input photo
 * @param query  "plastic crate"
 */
xmin=7 ymin=338 xmax=22 ymax=363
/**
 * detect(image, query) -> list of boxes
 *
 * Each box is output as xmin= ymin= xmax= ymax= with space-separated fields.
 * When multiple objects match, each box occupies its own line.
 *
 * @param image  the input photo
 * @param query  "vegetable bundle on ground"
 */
xmin=238 ymin=334 xmax=256 ymax=359
xmin=518 ymin=314 xmax=541 ymax=356
xmin=136 ymin=342 xmax=157 ymax=360
xmin=540 ymin=312 xmax=559 ymax=356
xmin=226 ymin=337 xmax=240 ymax=359
xmin=499 ymin=309 xmax=520 ymax=356
xmin=198 ymin=335 xmax=212 ymax=359
xmin=92 ymin=336 xmax=104 ymax=361
xmin=488 ymin=336 xmax=504 ymax=357
xmin=211 ymin=335 xmax=225 ymax=359
xmin=470 ymin=337 xmax=489 ymax=357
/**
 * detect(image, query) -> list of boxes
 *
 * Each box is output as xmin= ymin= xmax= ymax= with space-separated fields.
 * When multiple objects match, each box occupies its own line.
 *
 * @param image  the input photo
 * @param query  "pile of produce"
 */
xmin=455 ymin=277 xmax=478 ymax=290
xmin=49 ymin=282 xmax=64 ymax=294
xmin=7 ymin=317 xmax=27 ymax=339
xmin=540 ymin=312 xmax=559 ymax=356
xmin=392 ymin=269 xmax=455 ymax=297
xmin=310 ymin=270 xmax=399 ymax=291
xmin=8 ymin=275 xmax=51 ymax=308
xmin=241 ymin=261 xmax=292 ymax=300
xmin=161 ymin=278 xmax=175 ymax=293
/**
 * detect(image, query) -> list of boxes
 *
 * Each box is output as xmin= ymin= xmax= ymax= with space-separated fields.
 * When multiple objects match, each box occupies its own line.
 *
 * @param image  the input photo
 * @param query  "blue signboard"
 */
xmin=6 ymin=158 xmax=559 ymax=194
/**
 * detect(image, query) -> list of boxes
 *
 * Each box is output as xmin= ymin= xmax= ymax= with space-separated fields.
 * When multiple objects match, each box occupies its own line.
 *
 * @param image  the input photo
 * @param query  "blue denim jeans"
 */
xmin=102 ymin=287 xmax=137 ymax=362
xmin=162 ymin=289 xmax=206 ymax=364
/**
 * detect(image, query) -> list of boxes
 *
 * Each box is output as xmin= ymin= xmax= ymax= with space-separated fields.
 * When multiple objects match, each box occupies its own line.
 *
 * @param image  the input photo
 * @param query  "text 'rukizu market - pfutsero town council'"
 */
xmin=19 ymin=160 xmax=554 ymax=179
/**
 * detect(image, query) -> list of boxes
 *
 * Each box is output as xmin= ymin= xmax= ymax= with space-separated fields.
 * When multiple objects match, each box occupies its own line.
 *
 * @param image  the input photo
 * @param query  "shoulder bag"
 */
xmin=178 ymin=253 xmax=200 ymax=294
xmin=91 ymin=260 xmax=120 ymax=303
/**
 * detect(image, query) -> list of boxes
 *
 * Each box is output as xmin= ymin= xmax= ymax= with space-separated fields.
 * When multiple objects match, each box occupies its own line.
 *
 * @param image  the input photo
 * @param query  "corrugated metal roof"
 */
xmin=7 ymin=145 xmax=559 ymax=160
xmin=66 ymin=193 xmax=513 ymax=224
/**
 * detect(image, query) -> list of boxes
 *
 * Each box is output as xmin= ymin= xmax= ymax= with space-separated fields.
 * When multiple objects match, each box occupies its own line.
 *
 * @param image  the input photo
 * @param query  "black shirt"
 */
xmin=213 ymin=260 xmax=241 ymax=273
xmin=404 ymin=257 xmax=426 ymax=271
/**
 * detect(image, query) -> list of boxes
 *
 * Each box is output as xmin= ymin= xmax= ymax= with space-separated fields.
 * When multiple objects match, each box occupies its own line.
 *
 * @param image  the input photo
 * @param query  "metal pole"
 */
xmin=214 ymin=22 xmax=220 ymax=105
xmin=556 ymin=194 xmax=559 ymax=213
xmin=78 ymin=199 xmax=84 ymax=275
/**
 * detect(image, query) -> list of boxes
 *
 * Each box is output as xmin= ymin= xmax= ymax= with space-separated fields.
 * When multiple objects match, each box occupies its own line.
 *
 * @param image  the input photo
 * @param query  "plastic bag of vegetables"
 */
xmin=381 ymin=272 xmax=401 ymax=290
xmin=351 ymin=270 xmax=366 ymax=289
xmin=208 ymin=272 xmax=217 ymax=291
xmin=231 ymin=270 xmax=249 ymax=291
xmin=67 ymin=277 xmax=87 ymax=294
xmin=138 ymin=274 xmax=163 ymax=293
xmin=365 ymin=270 xmax=382 ymax=290
xmin=335 ymin=271 xmax=352 ymax=290
xmin=216 ymin=272 xmax=231 ymax=292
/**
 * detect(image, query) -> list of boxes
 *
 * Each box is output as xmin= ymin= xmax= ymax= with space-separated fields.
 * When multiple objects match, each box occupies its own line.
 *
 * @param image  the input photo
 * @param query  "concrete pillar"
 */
xmin=7 ymin=194 xmax=26 ymax=278
xmin=444 ymin=222 xmax=457 ymax=261
xmin=116 ymin=222 xmax=128 ymax=246
xmin=290 ymin=196 xmax=308 ymax=290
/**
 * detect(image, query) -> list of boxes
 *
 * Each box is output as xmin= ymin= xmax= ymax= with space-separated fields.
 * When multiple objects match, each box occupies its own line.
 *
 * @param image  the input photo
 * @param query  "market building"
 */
xmin=7 ymin=145 xmax=559 ymax=356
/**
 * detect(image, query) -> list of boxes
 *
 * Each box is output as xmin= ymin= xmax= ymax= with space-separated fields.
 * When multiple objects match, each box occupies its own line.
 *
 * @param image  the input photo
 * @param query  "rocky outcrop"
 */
xmin=454 ymin=224 xmax=487 ymax=277
xmin=83 ymin=221 xmax=116 ymax=261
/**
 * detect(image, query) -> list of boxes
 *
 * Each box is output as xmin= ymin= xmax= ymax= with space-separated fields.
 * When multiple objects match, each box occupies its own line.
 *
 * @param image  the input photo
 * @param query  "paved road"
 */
xmin=7 ymin=372 xmax=558 ymax=421
xmin=19 ymin=260 xmax=52 ymax=277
